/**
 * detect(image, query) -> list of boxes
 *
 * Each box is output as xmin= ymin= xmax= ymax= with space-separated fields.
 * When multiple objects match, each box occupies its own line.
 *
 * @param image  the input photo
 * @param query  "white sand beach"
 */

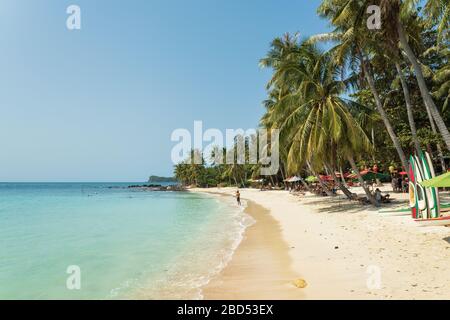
xmin=192 ymin=186 xmax=450 ymax=300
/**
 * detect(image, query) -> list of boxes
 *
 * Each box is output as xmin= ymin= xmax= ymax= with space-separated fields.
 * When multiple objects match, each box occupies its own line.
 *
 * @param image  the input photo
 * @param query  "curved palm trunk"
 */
xmin=424 ymin=101 xmax=447 ymax=172
xmin=314 ymin=173 xmax=334 ymax=197
xmin=330 ymin=169 xmax=353 ymax=200
xmin=307 ymin=161 xmax=333 ymax=196
xmin=371 ymin=128 xmax=377 ymax=163
xmin=348 ymin=156 xmax=378 ymax=207
xmin=325 ymin=162 xmax=352 ymax=199
xmin=436 ymin=141 xmax=447 ymax=172
xmin=339 ymin=167 xmax=349 ymax=189
xmin=299 ymin=175 xmax=311 ymax=192
xmin=397 ymin=22 xmax=450 ymax=151
xmin=280 ymin=165 xmax=287 ymax=188
xmin=360 ymin=53 xmax=408 ymax=170
xmin=395 ymin=62 xmax=421 ymax=155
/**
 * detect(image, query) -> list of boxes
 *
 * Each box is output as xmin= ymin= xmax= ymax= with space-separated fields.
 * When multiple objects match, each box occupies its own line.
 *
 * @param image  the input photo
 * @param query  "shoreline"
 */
xmin=191 ymin=187 xmax=450 ymax=299
xmin=202 ymin=198 xmax=303 ymax=299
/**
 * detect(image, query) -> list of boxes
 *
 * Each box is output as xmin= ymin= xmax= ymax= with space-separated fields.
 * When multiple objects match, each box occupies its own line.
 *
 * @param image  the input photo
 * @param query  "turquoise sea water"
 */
xmin=0 ymin=183 xmax=250 ymax=299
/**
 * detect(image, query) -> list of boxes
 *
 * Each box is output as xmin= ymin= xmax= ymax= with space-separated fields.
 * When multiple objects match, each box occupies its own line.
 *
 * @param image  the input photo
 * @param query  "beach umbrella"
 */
xmin=320 ymin=175 xmax=333 ymax=181
xmin=420 ymin=172 xmax=450 ymax=188
xmin=305 ymin=176 xmax=318 ymax=183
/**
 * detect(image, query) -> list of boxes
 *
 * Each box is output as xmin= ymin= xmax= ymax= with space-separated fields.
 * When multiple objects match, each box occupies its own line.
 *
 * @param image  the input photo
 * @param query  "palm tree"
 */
xmin=421 ymin=0 xmax=449 ymax=41
xmin=317 ymin=0 xmax=450 ymax=164
xmin=376 ymin=0 xmax=450 ymax=151
xmin=260 ymin=40 xmax=377 ymax=205
xmin=432 ymin=46 xmax=450 ymax=111
xmin=394 ymin=61 xmax=422 ymax=154
xmin=313 ymin=1 xmax=409 ymax=170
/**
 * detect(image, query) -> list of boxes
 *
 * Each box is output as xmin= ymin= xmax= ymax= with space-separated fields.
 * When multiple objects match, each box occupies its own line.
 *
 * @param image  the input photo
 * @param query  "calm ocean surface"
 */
xmin=0 ymin=183 xmax=251 ymax=299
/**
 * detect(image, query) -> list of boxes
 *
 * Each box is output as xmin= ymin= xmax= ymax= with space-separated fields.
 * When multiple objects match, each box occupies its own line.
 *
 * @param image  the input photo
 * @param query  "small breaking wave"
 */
xmin=119 ymin=193 xmax=254 ymax=300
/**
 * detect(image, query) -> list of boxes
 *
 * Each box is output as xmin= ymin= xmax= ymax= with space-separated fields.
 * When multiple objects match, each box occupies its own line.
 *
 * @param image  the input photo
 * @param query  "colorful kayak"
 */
xmin=409 ymin=151 xmax=441 ymax=221
xmin=413 ymin=155 xmax=428 ymax=219
xmin=423 ymin=152 xmax=440 ymax=218
xmin=409 ymin=155 xmax=418 ymax=219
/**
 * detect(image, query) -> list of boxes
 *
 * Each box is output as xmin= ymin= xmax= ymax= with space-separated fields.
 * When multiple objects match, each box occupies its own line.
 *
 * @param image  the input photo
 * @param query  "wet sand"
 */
xmin=202 ymin=200 xmax=303 ymax=299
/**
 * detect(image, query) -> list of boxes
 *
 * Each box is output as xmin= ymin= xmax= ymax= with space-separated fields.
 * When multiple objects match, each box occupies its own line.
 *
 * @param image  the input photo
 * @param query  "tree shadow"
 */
xmin=293 ymin=192 xmax=411 ymax=214
xmin=298 ymin=197 xmax=379 ymax=214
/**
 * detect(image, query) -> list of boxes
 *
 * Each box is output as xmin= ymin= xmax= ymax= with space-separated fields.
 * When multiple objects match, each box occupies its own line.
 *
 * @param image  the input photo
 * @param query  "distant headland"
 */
xmin=148 ymin=175 xmax=178 ymax=183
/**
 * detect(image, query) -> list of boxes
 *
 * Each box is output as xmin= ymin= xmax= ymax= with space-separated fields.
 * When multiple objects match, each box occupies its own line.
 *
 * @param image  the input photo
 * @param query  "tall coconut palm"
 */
xmin=314 ymin=1 xmax=409 ymax=170
xmin=398 ymin=24 xmax=449 ymax=168
xmin=432 ymin=46 xmax=450 ymax=111
xmin=369 ymin=9 xmax=423 ymax=155
xmin=394 ymin=61 xmax=422 ymax=154
xmin=428 ymin=44 xmax=450 ymax=170
xmin=420 ymin=0 xmax=449 ymax=41
xmin=375 ymin=0 xmax=450 ymax=151
xmin=261 ymin=42 xmax=377 ymax=205
xmin=318 ymin=0 xmax=450 ymax=162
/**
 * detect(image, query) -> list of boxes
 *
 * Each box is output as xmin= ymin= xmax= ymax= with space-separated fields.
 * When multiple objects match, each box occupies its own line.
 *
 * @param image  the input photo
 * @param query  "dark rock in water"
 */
xmin=128 ymin=184 xmax=162 ymax=188
xmin=127 ymin=184 xmax=185 ymax=191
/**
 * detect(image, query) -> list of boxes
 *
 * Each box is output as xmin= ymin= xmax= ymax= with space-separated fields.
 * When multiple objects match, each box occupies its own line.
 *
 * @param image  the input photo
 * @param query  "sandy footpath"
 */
xmin=192 ymin=187 xmax=450 ymax=300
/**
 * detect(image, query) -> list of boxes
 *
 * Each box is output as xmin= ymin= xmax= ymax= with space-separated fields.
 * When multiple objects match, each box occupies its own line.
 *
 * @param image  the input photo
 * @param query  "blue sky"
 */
xmin=0 ymin=0 xmax=330 ymax=182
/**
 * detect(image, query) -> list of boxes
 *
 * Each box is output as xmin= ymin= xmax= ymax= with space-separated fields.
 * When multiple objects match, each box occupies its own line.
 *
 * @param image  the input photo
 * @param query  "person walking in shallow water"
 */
xmin=235 ymin=190 xmax=241 ymax=206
